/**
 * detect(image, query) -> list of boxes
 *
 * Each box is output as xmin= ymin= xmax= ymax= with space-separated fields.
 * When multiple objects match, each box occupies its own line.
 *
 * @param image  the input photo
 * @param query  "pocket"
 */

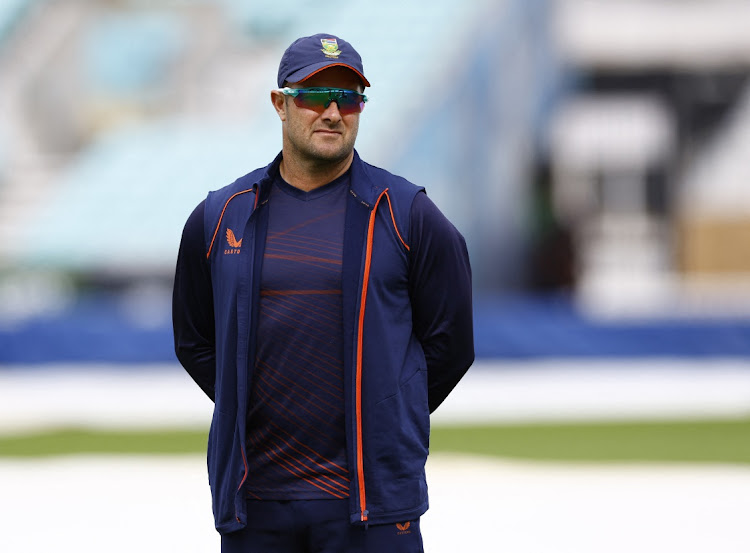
xmin=370 ymin=368 xmax=429 ymax=477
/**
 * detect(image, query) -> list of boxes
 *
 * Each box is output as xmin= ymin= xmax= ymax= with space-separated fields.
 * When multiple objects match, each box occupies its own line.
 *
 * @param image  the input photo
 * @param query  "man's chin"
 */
xmin=308 ymin=146 xmax=353 ymax=164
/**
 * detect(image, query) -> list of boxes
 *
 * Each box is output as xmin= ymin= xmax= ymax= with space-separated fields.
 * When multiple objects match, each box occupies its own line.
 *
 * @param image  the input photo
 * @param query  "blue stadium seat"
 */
xmin=18 ymin=116 xmax=280 ymax=271
xmin=0 ymin=0 xmax=39 ymax=44
xmin=83 ymin=12 xmax=187 ymax=97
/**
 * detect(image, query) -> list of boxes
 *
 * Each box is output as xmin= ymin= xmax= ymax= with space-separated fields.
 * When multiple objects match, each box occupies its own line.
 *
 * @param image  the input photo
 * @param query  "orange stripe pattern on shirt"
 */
xmin=245 ymin=174 xmax=350 ymax=500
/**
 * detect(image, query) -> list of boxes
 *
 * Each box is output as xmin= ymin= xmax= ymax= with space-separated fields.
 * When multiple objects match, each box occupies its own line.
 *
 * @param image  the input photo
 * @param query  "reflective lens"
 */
xmin=279 ymin=87 xmax=367 ymax=115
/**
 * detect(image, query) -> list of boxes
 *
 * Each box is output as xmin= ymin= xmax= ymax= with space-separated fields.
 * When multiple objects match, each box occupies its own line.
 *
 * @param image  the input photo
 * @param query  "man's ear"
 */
xmin=271 ymin=90 xmax=287 ymax=121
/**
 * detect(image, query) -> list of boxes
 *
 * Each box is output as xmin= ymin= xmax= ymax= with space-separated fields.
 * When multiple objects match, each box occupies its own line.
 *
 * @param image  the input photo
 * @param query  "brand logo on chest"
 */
xmin=224 ymin=228 xmax=242 ymax=255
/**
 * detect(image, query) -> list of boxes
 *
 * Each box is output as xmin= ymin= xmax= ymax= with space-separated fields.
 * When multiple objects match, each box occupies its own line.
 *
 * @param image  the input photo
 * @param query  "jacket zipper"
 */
xmin=235 ymin=443 xmax=249 ymax=522
xmin=355 ymin=189 xmax=388 ymax=523
xmin=234 ymin=186 xmax=260 ymax=524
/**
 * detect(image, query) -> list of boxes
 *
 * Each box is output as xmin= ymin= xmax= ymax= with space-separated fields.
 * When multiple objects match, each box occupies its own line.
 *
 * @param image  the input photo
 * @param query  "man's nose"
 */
xmin=321 ymin=100 xmax=343 ymax=120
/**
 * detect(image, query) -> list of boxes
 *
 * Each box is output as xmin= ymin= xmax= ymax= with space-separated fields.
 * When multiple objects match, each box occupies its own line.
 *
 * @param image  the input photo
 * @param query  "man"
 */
xmin=173 ymin=33 xmax=474 ymax=553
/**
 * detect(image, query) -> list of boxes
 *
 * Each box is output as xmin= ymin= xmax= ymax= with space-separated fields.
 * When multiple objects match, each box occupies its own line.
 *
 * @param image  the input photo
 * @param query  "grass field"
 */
xmin=2 ymin=417 xmax=749 ymax=463
xmin=2 ymin=366 xmax=750 ymax=553
xmin=431 ymin=417 xmax=750 ymax=464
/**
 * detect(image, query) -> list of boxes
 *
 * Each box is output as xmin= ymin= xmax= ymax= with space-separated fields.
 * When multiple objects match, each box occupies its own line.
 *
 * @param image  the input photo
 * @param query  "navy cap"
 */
xmin=277 ymin=33 xmax=370 ymax=88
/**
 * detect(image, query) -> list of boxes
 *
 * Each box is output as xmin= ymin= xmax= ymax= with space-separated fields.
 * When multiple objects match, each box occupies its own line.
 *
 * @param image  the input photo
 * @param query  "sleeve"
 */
xmin=408 ymin=191 xmax=474 ymax=413
xmin=172 ymin=200 xmax=216 ymax=401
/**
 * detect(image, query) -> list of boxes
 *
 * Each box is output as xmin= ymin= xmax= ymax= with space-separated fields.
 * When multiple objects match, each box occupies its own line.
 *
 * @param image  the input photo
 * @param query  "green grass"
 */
xmin=1 ymin=418 xmax=749 ymax=464
xmin=0 ymin=428 xmax=209 ymax=457
xmin=430 ymin=418 xmax=750 ymax=464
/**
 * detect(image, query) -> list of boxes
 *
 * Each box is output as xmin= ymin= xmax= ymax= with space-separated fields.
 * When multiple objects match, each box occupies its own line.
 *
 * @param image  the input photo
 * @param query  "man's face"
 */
xmin=273 ymin=66 xmax=364 ymax=167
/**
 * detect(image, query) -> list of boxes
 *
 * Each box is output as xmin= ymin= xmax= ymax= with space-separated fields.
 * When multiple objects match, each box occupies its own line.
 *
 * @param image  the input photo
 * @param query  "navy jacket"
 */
xmin=173 ymin=150 xmax=474 ymax=533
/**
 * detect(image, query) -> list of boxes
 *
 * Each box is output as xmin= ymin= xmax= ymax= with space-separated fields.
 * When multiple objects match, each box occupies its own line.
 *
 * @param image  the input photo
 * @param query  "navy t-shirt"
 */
xmin=245 ymin=171 xmax=350 ymax=500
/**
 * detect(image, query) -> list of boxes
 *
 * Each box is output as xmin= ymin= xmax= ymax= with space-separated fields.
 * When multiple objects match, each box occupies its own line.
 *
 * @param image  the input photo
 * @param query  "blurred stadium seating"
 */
xmin=1 ymin=0 xmax=750 ymax=362
xmin=0 ymin=0 xmax=536 ymax=280
xmin=550 ymin=0 xmax=750 ymax=319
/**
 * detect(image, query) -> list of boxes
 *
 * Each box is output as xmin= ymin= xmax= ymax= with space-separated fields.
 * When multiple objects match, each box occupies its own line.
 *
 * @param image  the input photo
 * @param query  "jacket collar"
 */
xmin=348 ymin=150 xmax=385 ymax=207
xmin=255 ymin=152 xmax=283 ymax=204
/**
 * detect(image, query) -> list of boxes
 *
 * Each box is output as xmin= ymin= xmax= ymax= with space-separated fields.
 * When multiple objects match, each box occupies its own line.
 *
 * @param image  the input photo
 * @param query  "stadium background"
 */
xmin=1 ymin=0 xmax=750 ymax=551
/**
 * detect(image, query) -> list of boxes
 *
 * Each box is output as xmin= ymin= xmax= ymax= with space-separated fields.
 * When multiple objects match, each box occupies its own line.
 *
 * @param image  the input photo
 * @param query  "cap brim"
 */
xmin=286 ymin=61 xmax=371 ymax=88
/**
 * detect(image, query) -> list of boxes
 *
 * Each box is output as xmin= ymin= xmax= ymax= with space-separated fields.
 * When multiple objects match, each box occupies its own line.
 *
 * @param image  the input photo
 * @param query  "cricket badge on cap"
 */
xmin=320 ymin=38 xmax=341 ymax=58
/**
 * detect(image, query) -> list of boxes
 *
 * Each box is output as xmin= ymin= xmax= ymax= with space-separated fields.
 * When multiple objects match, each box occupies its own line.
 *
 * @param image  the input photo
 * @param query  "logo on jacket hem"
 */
xmin=225 ymin=228 xmax=242 ymax=255
xmin=396 ymin=521 xmax=411 ymax=535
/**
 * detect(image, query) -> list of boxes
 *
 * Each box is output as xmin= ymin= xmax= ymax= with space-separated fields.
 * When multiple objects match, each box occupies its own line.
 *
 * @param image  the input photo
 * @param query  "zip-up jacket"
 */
xmin=172 ymin=150 xmax=474 ymax=533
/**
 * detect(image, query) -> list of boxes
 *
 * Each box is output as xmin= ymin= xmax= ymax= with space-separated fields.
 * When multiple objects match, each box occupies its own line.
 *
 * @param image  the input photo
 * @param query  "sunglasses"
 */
xmin=279 ymin=87 xmax=368 ymax=115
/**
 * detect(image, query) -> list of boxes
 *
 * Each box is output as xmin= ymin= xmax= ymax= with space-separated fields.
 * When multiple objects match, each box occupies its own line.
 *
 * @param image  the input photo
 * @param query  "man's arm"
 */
xmin=408 ymin=191 xmax=474 ymax=413
xmin=172 ymin=200 xmax=217 ymax=401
